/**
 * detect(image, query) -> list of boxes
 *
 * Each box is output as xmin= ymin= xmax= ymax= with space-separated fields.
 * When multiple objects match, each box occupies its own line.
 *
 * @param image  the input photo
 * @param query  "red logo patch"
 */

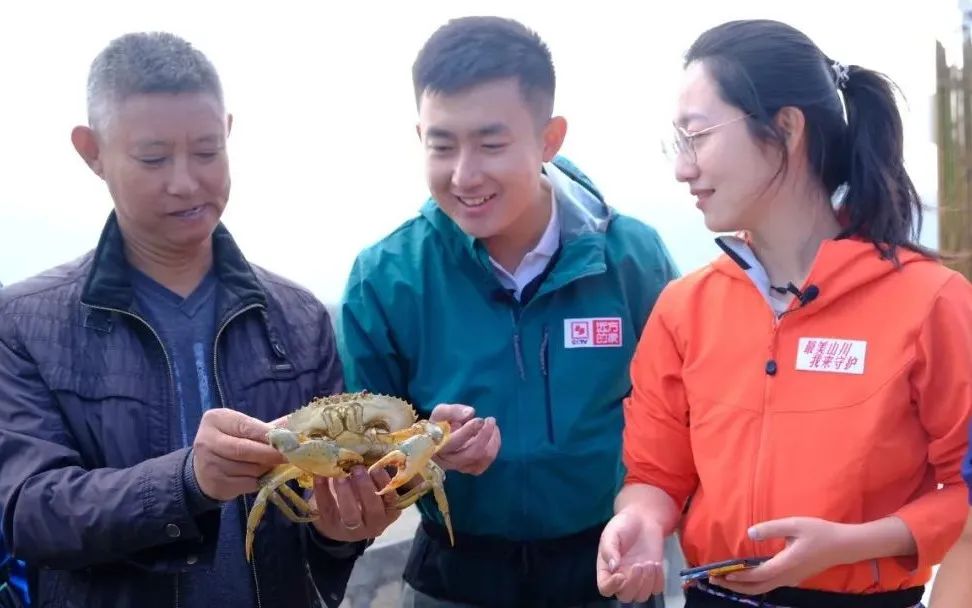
xmin=593 ymin=319 xmax=621 ymax=346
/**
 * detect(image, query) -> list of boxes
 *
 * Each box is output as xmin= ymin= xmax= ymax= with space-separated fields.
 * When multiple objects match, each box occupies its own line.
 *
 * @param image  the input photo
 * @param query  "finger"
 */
xmin=369 ymin=465 xmax=399 ymax=509
xmin=475 ymin=419 xmax=502 ymax=466
xmin=206 ymin=408 xmax=275 ymax=443
xmin=477 ymin=422 xmax=502 ymax=470
xmin=642 ymin=561 xmax=664 ymax=598
xmin=633 ymin=563 xmax=655 ymax=602
xmin=596 ymin=570 xmax=626 ymax=597
xmin=349 ymin=467 xmax=386 ymax=525
xmin=616 ymin=563 xmax=646 ymax=603
xmin=722 ymin=550 xmax=791 ymax=584
xmin=485 ymin=417 xmax=501 ymax=451
xmin=312 ymin=476 xmax=339 ymax=520
xmin=749 ymin=517 xmax=800 ymax=542
xmin=597 ymin=526 xmax=622 ymax=574
xmin=268 ymin=413 xmax=290 ymax=428
xmin=451 ymin=420 xmax=492 ymax=459
xmin=330 ymin=475 xmax=363 ymax=529
xmin=206 ymin=453 xmax=277 ymax=478
xmin=710 ymin=575 xmax=776 ymax=597
xmin=429 ymin=404 xmax=476 ymax=426
xmin=211 ymin=433 xmax=286 ymax=466
xmin=595 ymin=552 xmax=623 ymax=596
xmin=436 ymin=418 xmax=485 ymax=454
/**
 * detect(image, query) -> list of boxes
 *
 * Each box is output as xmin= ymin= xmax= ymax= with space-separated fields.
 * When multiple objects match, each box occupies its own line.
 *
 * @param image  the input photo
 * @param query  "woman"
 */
xmin=597 ymin=19 xmax=972 ymax=608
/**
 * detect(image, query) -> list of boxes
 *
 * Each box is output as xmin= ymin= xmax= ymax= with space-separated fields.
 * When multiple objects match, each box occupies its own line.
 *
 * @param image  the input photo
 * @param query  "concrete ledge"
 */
xmin=341 ymin=538 xmax=412 ymax=608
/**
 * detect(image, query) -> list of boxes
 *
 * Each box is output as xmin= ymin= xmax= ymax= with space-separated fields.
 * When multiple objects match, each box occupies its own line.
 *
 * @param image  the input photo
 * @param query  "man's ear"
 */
xmin=71 ymin=126 xmax=105 ymax=178
xmin=541 ymin=116 xmax=568 ymax=162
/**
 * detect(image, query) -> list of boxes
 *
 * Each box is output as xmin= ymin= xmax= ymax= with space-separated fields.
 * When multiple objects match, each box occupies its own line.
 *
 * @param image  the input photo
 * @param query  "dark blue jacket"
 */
xmin=0 ymin=214 xmax=364 ymax=608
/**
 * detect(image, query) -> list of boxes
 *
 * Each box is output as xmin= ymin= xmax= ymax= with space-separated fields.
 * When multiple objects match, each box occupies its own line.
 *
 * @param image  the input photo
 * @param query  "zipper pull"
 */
xmin=513 ymin=332 xmax=526 ymax=381
xmin=539 ymin=326 xmax=549 ymax=377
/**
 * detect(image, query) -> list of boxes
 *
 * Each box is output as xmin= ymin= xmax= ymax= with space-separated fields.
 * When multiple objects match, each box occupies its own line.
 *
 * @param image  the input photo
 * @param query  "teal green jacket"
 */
xmin=337 ymin=157 xmax=678 ymax=540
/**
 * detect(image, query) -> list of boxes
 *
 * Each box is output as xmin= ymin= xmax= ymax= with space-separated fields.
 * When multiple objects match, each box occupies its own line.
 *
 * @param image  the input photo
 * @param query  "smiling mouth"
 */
xmin=170 ymin=205 xmax=206 ymax=218
xmin=456 ymin=194 xmax=496 ymax=208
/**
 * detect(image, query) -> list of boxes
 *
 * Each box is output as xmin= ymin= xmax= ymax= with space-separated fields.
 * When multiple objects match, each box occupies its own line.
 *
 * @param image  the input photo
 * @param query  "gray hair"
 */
xmin=86 ymin=32 xmax=224 ymax=131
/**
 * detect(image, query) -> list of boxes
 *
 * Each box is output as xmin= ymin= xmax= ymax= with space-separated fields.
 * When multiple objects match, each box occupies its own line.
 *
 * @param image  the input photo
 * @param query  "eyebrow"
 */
xmin=424 ymin=127 xmax=455 ymax=140
xmin=424 ymin=123 xmax=510 ymax=139
xmin=192 ymin=134 xmax=223 ymax=145
xmin=132 ymin=134 xmax=224 ymax=148
xmin=474 ymin=123 xmax=509 ymax=137
xmin=676 ymin=112 xmax=708 ymax=127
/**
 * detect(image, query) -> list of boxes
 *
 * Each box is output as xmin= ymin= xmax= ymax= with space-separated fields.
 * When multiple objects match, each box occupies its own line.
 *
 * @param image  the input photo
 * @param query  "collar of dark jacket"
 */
xmin=80 ymin=211 xmax=268 ymax=316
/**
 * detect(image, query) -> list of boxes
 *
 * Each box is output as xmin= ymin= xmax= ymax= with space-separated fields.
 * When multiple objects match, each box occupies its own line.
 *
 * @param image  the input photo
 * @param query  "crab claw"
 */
xmin=368 ymin=434 xmax=436 ymax=495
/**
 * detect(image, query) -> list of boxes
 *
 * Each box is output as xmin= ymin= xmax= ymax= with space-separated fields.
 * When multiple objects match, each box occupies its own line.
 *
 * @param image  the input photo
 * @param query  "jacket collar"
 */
xmin=80 ymin=211 xmax=267 ymax=315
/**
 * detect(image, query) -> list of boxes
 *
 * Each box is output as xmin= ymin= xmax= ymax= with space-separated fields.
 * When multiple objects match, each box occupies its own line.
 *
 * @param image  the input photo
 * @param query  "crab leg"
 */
xmin=368 ymin=434 xmax=436 ymax=494
xmin=273 ymin=482 xmax=320 ymax=522
xmin=368 ymin=435 xmax=455 ymax=546
xmin=385 ymin=460 xmax=454 ymax=546
xmin=392 ymin=479 xmax=432 ymax=509
xmin=426 ymin=460 xmax=454 ymax=546
xmin=246 ymin=464 xmax=303 ymax=561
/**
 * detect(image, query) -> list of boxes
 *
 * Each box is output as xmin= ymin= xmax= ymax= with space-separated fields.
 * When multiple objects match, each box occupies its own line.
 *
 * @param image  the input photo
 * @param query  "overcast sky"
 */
xmin=0 ymin=1 xmax=959 ymax=301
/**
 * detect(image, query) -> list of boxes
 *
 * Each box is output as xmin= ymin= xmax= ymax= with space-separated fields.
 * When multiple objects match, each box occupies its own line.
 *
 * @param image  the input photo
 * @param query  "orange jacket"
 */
xmin=623 ymin=238 xmax=972 ymax=593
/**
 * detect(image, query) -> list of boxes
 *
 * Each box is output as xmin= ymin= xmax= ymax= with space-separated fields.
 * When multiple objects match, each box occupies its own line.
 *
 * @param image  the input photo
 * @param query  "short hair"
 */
xmin=86 ymin=31 xmax=224 ymax=131
xmin=412 ymin=16 xmax=556 ymax=124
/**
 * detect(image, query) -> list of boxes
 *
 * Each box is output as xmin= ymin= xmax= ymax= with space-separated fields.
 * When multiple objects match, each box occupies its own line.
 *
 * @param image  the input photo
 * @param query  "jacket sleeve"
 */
xmin=336 ymin=256 xmax=409 ymax=397
xmin=893 ymin=273 xmax=972 ymax=570
xmin=622 ymin=287 xmax=699 ymax=508
xmin=638 ymin=225 xmax=680 ymax=333
xmin=0 ymin=318 xmax=206 ymax=570
xmin=613 ymin=219 xmax=680 ymax=343
xmin=650 ymin=227 xmax=681 ymax=287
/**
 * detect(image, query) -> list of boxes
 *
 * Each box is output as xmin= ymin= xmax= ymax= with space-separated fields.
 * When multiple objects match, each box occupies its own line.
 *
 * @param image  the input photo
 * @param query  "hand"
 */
xmin=308 ymin=466 xmax=401 ymax=542
xmin=192 ymin=408 xmax=286 ymax=501
xmin=596 ymin=510 xmax=666 ymax=603
xmin=713 ymin=517 xmax=853 ymax=595
xmin=429 ymin=404 xmax=501 ymax=475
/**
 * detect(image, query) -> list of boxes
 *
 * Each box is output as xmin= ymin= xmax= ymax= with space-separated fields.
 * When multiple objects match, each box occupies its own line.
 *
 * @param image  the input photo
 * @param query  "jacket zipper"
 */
xmin=212 ymin=303 xmax=265 ymax=608
xmin=752 ymin=304 xmax=797 ymax=556
xmin=86 ymin=305 xmax=176 ymax=415
xmin=539 ymin=325 xmax=554 ymax=443
xmin=85 ymin=305 xmax=183 ymax=607
xmin=502 ymin=299 xmax=527 ymax=381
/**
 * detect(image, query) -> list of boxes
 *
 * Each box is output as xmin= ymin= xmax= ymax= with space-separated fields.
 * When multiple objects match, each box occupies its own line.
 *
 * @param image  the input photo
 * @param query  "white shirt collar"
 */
xmin=489 ymin=184 xmax=560 ymax=300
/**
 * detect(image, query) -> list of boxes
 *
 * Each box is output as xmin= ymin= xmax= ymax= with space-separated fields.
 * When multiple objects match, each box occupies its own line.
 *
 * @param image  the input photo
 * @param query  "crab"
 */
xmin=244 ymin=391 xmax=453 ymax=561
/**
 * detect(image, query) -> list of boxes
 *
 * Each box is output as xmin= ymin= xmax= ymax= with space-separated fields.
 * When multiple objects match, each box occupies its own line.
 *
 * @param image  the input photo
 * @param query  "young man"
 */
xmin=0 ymin=32 xmax=397 ymax=608
xmin=338 ymin=17 xmax=678 ymax=607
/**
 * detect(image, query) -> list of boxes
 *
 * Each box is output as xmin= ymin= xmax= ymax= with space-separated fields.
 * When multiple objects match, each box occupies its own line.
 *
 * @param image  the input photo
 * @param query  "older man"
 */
xmin=0 ymin=32 xmax=396 ymax=608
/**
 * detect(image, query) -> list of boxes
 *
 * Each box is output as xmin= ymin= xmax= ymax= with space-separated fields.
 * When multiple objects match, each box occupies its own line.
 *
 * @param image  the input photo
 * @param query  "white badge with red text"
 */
xmin=564 ymin=318 xmax=623 ymax=348
xmin=795 ymin=337 xmax=867 ymax=375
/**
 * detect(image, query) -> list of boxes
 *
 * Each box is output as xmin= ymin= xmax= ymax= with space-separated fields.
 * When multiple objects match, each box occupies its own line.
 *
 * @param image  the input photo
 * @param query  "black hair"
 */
xmin=413 ymin=16 xmax=555 ymax=125
xmin=687 ymin=19 xmax=929 ymax=262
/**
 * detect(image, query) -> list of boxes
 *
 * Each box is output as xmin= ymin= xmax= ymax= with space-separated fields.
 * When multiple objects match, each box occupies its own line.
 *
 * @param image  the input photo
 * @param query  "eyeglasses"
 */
xmin=661 ymin=114 xmax=749 ymax=165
